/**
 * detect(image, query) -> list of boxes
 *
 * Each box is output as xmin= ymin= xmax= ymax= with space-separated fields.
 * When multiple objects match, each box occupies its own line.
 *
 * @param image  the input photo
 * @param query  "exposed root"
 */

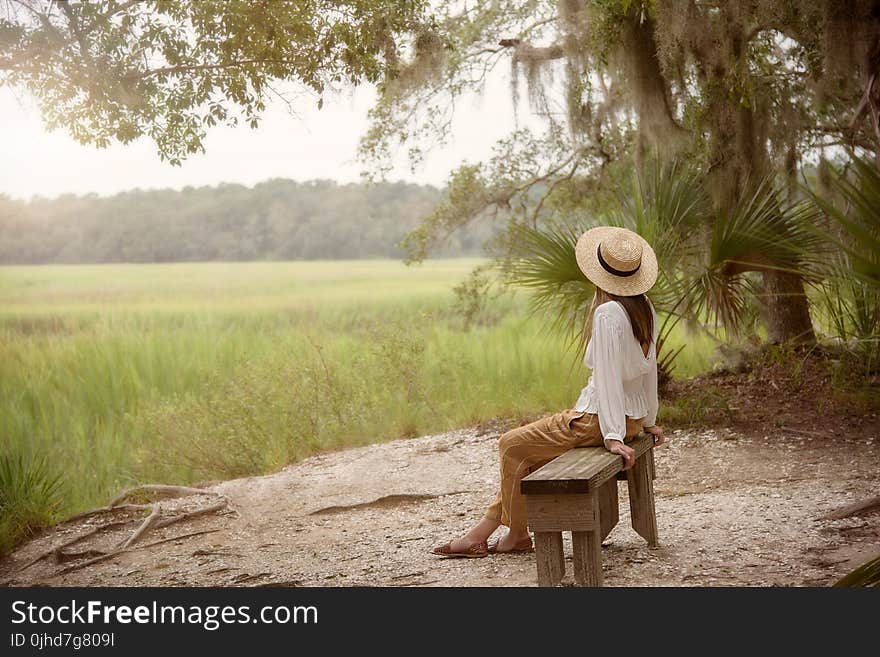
xmin=16 ymin=484 xmax=233 ymax=577
xmin=309 ymin=492 xmax=465 ymax=515
xmin=16 ymin=521 xmax=130 ymax=573
xmin=138 ymin=529 xmax=221 ymax=551
xmin=120 ymin=505 xmax=161 ymax=549
xmin=55 ymin=529 xmax=223 ymax=576
xmin=107 ymin=485 xmax=216 ymax=507
xmin=822 ymin=496 xmax=880 ymax=521
xmin=64 ymin=504 xmax=153 ymax=524
xmin=157 ymin=500 xmax=228 ymax=528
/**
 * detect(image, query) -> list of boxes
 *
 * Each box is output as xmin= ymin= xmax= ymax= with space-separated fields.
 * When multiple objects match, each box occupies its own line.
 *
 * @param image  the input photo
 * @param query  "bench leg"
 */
xmin=598 ymin=478 xmax=619 ymax=541
xmin=571 ymin=529 xmax=602 ymax=587
xmin=572 ymin=493 xmax=603 ymax=586
xmin=534 ymin=532 xmax=565 ymax=586
xmin=627 ymin=449 xmax=658 ymax=547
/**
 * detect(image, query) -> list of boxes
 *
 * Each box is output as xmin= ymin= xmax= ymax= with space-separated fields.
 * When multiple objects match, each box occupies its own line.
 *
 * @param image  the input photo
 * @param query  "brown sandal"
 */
xmin=487 ymin=535 xmax=535 ymax=555
xmin=432 ymin=539 xmax=489 ymax=559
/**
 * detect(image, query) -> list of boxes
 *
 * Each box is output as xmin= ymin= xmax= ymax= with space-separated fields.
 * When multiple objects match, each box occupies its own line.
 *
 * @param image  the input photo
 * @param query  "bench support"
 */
xmin=572 ymin=492 xmax=602 ymax=586
xmin=521 ymin=434 xmax=658 ymax=587
xmin=598 ymin=477 xmax=618 ymax=541
xmin=528 ymin=491 xmax=605 ymax=587
xmin=626 ymin=449 xmax=658 ymax=547
xmin=534 ymin=532 xmax=565 ymax=586
xmin=571 ymin=529 xmax=602 ymax=586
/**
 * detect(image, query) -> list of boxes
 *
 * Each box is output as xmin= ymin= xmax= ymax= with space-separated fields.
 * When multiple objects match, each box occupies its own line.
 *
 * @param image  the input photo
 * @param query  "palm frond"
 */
xmin=616 ymin=159 xmax=711 ymax=246
xmin=691 ymin=176 xmax=823 ymax=333
xmin=505 ymin=160 xmax=716 ymax=373
xmin=811 ymin=254 xmax=880 ymax=346
xmin=810 ymin=156 xmax=880 ymax=288
xmin=834 ymin=554 xmax=880 ymax=587
xmin=505 ymin=220 xmax=596 ymax=357
xmin=687 ymin=269 xmax=759 ymax=332
xmin=611 ymin=159 xmax=713 ymax=311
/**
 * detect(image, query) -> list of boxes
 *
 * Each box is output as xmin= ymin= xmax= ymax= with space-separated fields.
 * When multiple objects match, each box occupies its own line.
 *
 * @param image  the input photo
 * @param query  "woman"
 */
xmin=433 ymin=226 xmax=666 ymax=558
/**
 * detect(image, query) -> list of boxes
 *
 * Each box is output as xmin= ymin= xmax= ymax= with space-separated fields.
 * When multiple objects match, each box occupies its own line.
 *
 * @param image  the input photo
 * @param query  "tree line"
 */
xmin=0 ymin=180 xmax=496 ymax=263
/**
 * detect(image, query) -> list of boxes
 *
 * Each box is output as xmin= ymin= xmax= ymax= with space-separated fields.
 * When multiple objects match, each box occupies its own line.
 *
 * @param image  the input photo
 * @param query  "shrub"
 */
xmin=0 ymin=453 xmax=64 ymax=555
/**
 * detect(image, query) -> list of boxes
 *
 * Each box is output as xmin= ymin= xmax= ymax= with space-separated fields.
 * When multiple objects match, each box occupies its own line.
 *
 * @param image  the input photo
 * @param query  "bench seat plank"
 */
xmin=521 ymin=433 xmax=654 ymax=495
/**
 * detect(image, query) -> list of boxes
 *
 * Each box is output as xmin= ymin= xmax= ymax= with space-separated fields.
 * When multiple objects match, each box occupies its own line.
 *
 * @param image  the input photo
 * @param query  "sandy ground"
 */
xmin=2 ymin=423 xmax=879 ymax=587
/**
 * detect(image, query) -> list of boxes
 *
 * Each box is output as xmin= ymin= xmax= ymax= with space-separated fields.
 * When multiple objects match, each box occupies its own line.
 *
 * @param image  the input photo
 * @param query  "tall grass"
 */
xmin=0 ymin=260 xmax=718 ymax=553
xmin=0 ymin=454 xmax=63 ymax=555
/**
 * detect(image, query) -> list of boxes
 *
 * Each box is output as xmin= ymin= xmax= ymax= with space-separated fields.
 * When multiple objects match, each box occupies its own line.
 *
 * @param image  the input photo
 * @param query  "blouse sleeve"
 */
xmin=591 ymin=308 xmax=627 ymax=450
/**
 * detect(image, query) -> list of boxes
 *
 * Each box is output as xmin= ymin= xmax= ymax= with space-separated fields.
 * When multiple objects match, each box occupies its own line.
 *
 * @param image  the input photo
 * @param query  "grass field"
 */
xmin=0 ymin=259 xmax=720 ymax=553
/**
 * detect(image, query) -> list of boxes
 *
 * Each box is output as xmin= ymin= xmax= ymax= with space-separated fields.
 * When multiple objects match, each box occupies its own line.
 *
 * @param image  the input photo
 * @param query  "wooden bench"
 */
xmin=520 ymin=433 xmax=658 ymax=587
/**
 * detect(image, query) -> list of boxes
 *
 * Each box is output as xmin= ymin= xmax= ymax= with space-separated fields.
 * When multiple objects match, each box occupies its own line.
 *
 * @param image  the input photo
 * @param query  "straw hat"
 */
xmin=575 ymin=226 xmax=658 ymax=296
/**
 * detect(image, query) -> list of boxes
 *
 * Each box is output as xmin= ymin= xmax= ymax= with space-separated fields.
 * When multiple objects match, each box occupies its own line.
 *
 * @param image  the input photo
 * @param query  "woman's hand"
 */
xmin=645 ymin=424 xmax=666 ymax=447
xmin=607 ymin=441 xmax=635 ymax=470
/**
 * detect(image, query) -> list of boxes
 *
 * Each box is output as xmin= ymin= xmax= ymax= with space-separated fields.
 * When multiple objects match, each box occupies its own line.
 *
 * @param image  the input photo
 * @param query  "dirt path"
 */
xmin=2 ymin=423 xmax=878 ymax=587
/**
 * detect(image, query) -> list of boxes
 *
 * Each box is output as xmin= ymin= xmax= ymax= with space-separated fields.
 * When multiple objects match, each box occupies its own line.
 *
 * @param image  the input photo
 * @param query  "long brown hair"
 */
xmin=587 ymin=288 xmax=654 ymax=356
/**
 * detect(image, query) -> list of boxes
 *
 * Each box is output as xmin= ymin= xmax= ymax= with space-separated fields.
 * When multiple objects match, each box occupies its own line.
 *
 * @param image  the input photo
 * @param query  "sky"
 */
xmin=0 ymin=66 xmax=540 ymax=201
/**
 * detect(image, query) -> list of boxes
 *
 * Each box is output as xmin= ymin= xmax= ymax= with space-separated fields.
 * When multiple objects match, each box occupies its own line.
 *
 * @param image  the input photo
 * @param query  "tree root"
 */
xmin=16 ymin=521 xmax=131 ymax=573
xmin=120 ymin=504 xmax=161 ymax=550
xmin=55 ymin=529 xmax=223 ymax=576
xmin=822 ymin=496 xmax=880 ymax=521
xmin=107 ymin=484 xmax=218 ymax=507
xmin=17 ymin=484 xmax=233 ymax=576
xmin=64 ymin=504 xmax=153 ymax=524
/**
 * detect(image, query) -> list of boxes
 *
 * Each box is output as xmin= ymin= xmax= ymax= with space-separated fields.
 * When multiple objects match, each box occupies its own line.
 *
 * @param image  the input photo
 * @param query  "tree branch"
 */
xmin=531 ymin=158 xmax=581 ymax=225
xmin=498 ymin=39 xmax=565 ymax=63
xmin=79 ymin=0 xmax=142 ymax=37
xmin=122 ymin=59 xmax=306 ymax=81
xmin=9 ymin=0 xmax=54 ymax=30
xmin=58 ymin=0 xmax=91 ymax=62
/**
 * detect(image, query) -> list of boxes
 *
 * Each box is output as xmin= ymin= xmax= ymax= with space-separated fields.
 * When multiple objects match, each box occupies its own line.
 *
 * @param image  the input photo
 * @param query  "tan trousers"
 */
xmin=484 ymin=410 xmax=644 ymax=533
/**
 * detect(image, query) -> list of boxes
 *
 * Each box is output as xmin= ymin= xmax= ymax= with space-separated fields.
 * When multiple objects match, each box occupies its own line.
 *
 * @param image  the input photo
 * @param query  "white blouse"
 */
xmin=572 ymin=300 xmax=659 ymax=449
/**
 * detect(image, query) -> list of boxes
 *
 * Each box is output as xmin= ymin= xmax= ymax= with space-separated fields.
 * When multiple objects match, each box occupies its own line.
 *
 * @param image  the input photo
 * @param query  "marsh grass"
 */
xmin=0 ymin=453 xmax=63 ymax=555
xmin=0 ymin=260 xmax=719 ymax=552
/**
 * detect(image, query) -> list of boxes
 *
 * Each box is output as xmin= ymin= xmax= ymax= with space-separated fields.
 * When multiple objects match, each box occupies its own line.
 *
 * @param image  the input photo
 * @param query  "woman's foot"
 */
xmin=487 ymin=531 xmax=534 ymax=554
xmin=432 ymin=535 xmax=488 ymax=558
xmin=431 ymin=517 xmax=500 ymax=558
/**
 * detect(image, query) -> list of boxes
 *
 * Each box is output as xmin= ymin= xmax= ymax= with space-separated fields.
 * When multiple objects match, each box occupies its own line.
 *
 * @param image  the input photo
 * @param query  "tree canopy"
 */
xmin=364 ymin=1 xmax=880 ymax=242
xmin=360 ymin=1 xmax=880 ymax=344
xmin=0 ymin=0 xmax=426 ymax=163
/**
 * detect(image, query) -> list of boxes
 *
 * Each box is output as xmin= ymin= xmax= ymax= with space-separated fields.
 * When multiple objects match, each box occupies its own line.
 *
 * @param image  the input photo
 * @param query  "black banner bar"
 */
xmin=0 ymin=586 xmax=874 ymax=654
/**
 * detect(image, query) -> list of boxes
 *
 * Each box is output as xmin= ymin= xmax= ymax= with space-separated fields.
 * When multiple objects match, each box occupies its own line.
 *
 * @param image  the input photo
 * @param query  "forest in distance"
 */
xmin=0 ymin=179 xmax=496 ymax=263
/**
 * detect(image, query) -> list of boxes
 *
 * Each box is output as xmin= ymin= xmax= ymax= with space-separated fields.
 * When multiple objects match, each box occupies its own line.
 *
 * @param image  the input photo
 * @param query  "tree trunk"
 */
xmin=761 ymin=268 xmax=816 ymax=344
xmin=711 ymin=14 xmax=816 ymax=346
xmin=766 ymin=146 xmax=818 ymax=345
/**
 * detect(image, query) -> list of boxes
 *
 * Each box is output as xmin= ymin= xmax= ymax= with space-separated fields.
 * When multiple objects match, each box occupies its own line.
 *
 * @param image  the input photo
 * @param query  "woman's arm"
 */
xmin=643 ymin=356 xmax=658 ymax=428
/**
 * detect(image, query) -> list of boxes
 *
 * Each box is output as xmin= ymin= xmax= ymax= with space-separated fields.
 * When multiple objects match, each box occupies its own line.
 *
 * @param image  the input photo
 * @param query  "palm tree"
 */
xmin=692 ymin=177 xmax=824 ymax=339
xmin=807 ymin=155 xmax=880 ymax=372
xmin=504 ymin=160 xmax=824 ymax=378
xmin=811 ymin=156 xmax=880 ymax=288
